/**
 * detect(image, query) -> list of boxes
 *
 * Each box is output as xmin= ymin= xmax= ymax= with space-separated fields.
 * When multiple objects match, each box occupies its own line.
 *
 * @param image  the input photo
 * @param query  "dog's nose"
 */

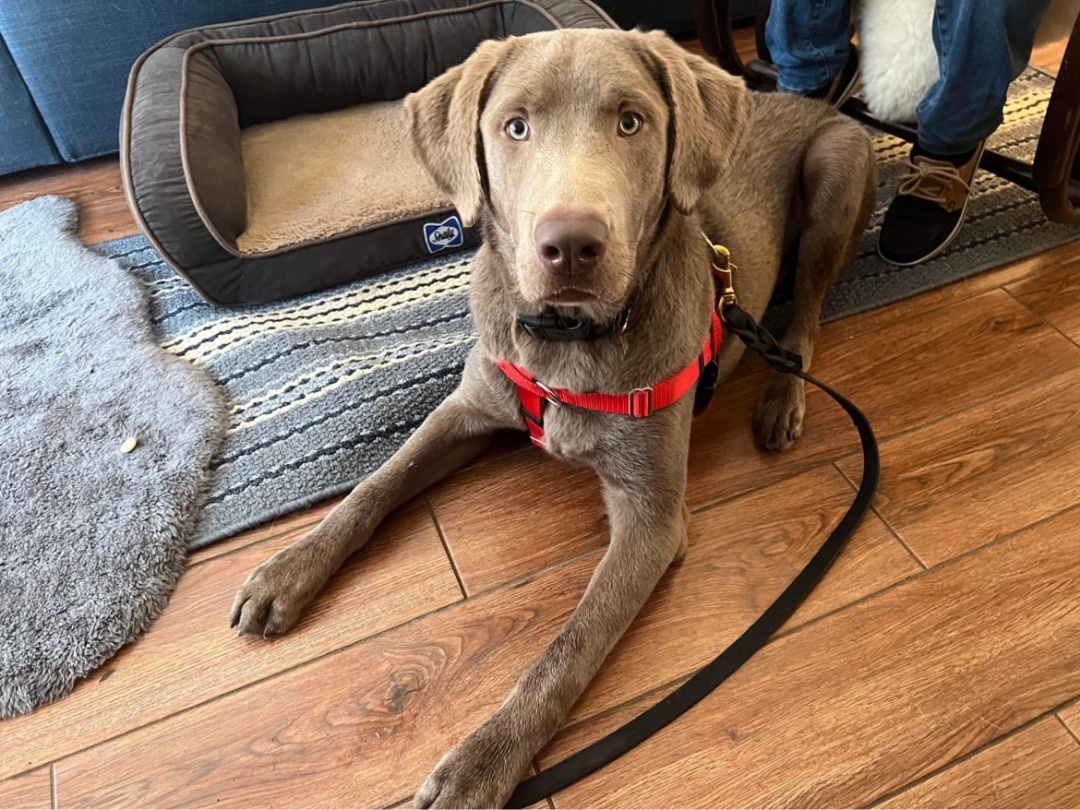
xmin=534 ymin=214 xmax=608 ymax=275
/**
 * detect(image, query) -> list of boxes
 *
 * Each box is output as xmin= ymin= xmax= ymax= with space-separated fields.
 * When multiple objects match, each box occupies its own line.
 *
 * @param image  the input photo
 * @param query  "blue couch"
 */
xmin=0 ymin=1 xmax=752 ymax=178
xmin=0 ymin=1 xmax=345 ymax=176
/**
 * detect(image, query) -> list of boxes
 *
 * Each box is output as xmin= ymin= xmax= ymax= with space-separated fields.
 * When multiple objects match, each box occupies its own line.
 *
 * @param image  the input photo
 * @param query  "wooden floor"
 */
xmin=3 ymin=31 xmax=1080 ymax=810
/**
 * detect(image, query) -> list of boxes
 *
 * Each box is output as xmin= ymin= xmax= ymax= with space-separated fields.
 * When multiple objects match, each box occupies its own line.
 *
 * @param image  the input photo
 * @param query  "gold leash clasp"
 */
xmin=704 ymin=235 xmax=738 ymax=320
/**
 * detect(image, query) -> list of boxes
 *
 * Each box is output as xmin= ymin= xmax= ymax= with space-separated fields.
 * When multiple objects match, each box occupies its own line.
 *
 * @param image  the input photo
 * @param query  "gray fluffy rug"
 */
xmin=0 ymin=197 xmax=223 ymax=718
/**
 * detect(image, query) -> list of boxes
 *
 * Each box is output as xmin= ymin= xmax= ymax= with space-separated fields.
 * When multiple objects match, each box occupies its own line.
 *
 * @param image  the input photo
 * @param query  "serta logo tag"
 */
xmin=424 ymin=216 xmax=464 ymax=253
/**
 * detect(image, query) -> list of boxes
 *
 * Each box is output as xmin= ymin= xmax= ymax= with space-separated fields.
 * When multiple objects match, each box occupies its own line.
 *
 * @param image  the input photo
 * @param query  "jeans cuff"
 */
xmin=776 ymin=76 xmax=825 ymax=96
xmin=915 ymin=133 xmax=985 ymax=157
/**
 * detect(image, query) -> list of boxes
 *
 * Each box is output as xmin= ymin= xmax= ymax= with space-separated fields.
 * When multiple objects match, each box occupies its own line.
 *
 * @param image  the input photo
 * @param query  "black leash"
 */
xmin=507 ymin=300 xmax=880 ymax=808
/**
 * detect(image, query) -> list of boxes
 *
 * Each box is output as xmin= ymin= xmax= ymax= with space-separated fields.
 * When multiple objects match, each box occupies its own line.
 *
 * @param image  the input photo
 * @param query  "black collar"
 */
xmin=516 ymin=306 xmax=631 ymax=342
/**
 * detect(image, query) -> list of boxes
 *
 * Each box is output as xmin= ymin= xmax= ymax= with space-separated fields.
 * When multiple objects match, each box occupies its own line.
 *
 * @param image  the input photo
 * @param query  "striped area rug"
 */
xmin=99 ymin=67 xmax=1077 ymax=549
xmin=101 ymin=242 xmax=476 ymax=548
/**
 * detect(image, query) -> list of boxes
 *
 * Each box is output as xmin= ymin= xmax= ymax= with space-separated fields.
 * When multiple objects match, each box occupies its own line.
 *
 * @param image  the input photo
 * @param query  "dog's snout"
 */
xmin=534 ymin=214 xmax=608 ymax=275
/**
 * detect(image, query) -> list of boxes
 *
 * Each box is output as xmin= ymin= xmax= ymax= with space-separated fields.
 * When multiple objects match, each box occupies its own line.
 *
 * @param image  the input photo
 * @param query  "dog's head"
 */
xmin=405 ymin=29 xmax=750 ymax=315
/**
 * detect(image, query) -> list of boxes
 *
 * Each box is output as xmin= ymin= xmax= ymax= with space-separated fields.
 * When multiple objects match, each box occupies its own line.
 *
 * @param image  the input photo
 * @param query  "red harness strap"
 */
xmin=498 ymin=311 xmax=723 ymax=448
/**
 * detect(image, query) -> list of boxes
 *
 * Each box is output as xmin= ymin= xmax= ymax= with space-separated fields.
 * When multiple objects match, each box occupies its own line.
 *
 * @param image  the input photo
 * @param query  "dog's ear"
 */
xmin=405 ymin=39 xmax=512 ymax=227
xmin=639 ymin=31 xmax=752 ymax=214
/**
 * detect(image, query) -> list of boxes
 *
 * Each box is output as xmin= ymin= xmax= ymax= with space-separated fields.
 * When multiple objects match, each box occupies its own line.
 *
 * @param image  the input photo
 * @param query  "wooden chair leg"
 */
xmin=692 ymin=0 xmax=777 ymax=87
xmin=753 ymin=0 xmax=772 ymax=64
xmin=692 ymin=0 xmax=743 ymax=74
xmin=1033 ymin=13 xmax=1080 ymax=224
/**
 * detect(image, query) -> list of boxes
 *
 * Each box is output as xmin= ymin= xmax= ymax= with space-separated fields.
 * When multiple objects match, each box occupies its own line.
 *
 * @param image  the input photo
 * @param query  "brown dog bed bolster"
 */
xmin=122 ymin=0 xmax=616 ymax=306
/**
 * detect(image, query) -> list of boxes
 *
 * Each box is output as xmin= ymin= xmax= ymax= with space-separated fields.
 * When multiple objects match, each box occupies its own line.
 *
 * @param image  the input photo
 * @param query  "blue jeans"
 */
xmin=765 ymin=0 xmax=1052 ymax=154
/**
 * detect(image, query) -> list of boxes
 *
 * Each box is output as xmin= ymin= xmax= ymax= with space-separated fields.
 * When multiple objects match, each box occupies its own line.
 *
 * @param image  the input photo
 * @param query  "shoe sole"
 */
xmin=876 ymin=141 xmax=987 ymax=267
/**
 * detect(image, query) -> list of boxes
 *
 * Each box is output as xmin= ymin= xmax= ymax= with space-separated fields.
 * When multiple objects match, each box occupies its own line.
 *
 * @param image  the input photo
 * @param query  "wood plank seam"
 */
xmin=0 ymin=766 xmax=42 ymax=787
xmin=745 ymin=501 xmax=1080 ymax=660
xmin=841 ymin=298 xmax=1080 ymax=434
xmin=868 ymin=697 xmax=1080 ymax=807
xmin=836 ymin=246 xmax=1075 ymax=336
xmin=831 ymin=356 xmax=1080 ymax=465
xmin=532 ymin=757 xmax=559 ymax=808
xmin=450 ymin=542 xmax=604 ymax=601
xmin=186 ymin=514 xmax=327 ymax=569
xmin=1002 ymin=286 xmax=1080 ymax=352
xmin=1056 ymin=711 xmax=1080 ymax=747
xmin=49 ymin=765 xmax=55 ymax=810
xmin=870 ymin=507 xmax=926 ymax=568
xmin=909 ymin=476 xmax=1080 ymax=574
xmin=426 ymin=496 xmax=468 ymax=599
xmin=832 ymin=462 xmax=928 ymax=571
xmin=827 ymin=269 xmax=1075 ymax=345
xmin=687 ymin=458 xmax=839 ymax=516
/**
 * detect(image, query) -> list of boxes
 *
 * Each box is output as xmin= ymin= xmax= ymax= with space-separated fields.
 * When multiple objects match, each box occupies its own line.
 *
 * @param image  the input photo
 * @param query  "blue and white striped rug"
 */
xmin=100 ymin=239 xmax=476 ymax=548
xmin=99 ymin=68 xmax=1076 ymax=550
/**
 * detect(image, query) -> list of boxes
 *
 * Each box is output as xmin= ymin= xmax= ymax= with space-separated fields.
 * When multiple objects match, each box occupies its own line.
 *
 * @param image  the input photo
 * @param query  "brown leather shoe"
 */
xmin=877 ymin=140 xmax=986 ymax=266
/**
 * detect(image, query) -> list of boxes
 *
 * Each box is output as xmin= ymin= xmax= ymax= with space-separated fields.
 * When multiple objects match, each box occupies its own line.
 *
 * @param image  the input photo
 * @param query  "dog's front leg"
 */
xmin=415 ymin=466 xmax=689 ymax=808
xmin=231 ymin=353 xmax=519 ymax=637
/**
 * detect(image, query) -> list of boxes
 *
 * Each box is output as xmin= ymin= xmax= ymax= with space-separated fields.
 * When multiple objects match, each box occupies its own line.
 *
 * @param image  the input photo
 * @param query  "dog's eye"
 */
xmin=618 ymin=112 xmax=642 ymax=136
xmin=505 ymin=118 xmax=530 ymax=141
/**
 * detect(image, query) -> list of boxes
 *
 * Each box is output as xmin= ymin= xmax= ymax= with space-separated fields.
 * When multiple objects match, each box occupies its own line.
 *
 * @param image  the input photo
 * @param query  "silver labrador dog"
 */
xmin=230 ymin=28 xmax=876 ymax=808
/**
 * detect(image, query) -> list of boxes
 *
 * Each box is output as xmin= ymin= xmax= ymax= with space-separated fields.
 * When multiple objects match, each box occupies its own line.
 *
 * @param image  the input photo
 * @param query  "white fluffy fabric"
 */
xmin=856 ymin=0 xmax=1079 ymax=124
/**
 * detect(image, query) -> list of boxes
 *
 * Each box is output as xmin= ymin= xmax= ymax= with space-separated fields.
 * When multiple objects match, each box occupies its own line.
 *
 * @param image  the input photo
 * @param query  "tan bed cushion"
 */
xmin=237 ymin=101 xmax=449 ymax=254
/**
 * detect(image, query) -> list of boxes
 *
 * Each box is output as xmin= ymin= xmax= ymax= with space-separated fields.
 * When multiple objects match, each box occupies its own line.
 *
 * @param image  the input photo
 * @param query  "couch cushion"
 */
xmin=0 ymin=33 xmax=59 ymax=174
xmin=0 ymin=0 xmax=334 ymax=163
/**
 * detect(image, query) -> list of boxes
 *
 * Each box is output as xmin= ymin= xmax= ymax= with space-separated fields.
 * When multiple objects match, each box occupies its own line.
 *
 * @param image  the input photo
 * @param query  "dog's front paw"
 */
xmin=753 ymin=372 xmax=806 ymax=452
xmin=229 ymin=543 xmax=328 ymax=638
xmin=414 ymin=719 xmax=529 ymax=809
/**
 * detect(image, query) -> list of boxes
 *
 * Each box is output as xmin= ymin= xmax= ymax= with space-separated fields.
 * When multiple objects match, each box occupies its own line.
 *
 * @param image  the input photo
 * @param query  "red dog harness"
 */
xmin=498 ymin=310 xmax=723 ymax=448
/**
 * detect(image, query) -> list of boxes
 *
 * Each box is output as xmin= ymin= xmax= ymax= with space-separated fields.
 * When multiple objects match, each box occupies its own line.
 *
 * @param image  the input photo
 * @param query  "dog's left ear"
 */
xmin=405 ymin=39 xmax=513 ymax=227
xmin=639 ymin=31 xmax=752 ymax=214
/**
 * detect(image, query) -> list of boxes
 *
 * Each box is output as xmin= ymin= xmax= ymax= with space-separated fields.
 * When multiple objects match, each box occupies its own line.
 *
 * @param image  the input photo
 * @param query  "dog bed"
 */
xmin=121 ymin=0 xmax=615 ymax=306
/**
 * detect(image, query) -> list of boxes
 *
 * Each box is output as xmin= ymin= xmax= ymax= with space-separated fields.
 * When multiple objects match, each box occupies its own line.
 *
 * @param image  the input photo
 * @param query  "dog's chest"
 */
xmin=532 ymin=405 xmax=604 ymax=463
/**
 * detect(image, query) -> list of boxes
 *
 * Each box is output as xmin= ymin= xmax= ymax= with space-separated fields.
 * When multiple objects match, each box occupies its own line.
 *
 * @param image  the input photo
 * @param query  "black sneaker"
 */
xmin=877 ymin=141 xmax=987 ymax=266
xmin=806 ymin=46 xmax=861 ymax=108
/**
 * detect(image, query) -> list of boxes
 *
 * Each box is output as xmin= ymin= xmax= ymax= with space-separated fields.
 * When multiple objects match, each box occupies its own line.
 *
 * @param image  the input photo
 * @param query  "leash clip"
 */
xmin=711 ymin=245 xmax=738 ymax=317
xmin=704 ymin=237 xmax=738 ymax=320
